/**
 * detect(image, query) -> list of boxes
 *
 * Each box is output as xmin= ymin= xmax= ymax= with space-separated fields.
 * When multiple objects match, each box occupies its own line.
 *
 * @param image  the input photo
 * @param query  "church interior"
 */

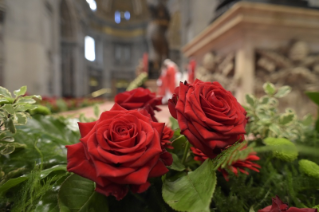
xmin=0 ymin=0 xmax=319 ymax=114
xmin=2 ymin=1 xmax=319 ymax=212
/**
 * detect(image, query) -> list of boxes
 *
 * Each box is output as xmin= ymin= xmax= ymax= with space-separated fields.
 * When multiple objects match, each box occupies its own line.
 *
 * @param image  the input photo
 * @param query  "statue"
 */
xmin=195 ymin=52 xmax=236 ymax=93
xmin=255 ymin=40 xmax=319 ymax=116
xmin=146 ymin=1 xmax=170 ymax=79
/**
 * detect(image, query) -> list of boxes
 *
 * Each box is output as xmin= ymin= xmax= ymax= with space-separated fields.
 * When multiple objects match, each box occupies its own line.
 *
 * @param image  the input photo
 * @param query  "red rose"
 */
xmin=168 ymin=80 xmax=247 ymax=158
xmin=161 ymin=126 xmax=174 ymax=150
xmin=66 ymin=104 xmax=172 ymax=200
xmin=114 ymin=88 xmax=162 ymax=122
xmin=259 ymin=196 xmax=317 ymax=212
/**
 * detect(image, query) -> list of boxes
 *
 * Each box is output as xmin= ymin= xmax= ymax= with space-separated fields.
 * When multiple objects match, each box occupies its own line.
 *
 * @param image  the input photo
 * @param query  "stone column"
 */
xmin=234 ymin=41 xmax=255 ymax=104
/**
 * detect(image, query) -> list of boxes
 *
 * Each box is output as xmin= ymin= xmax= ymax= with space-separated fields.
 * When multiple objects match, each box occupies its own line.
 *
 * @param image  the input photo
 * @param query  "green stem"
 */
xmin=181 ymin=142 xmax=190 ymax=165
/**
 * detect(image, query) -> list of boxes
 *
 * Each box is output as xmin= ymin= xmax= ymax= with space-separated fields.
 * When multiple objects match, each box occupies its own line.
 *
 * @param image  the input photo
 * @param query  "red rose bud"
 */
xmin=259 ymin=196 xmax=317 ymax=212
xmin=66 ymin=104 xmax=172 ymax=200
xmin=191 ymin=146 xmax=260 ymax=181
xmin=161 ymin=126 xmax=174 ymax=150
xmin=191 ymin=147 xmax=209 ymax=162
xmin=168 ymin=80 xmax=247 ymax=159
xmin=114 ymin=88 xmax=162 ymax=122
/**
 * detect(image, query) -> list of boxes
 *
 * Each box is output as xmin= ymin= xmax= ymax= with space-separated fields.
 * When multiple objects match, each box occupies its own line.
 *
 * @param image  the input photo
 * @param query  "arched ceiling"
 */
xmin=94 ymin=0 xmax=149 ymax=24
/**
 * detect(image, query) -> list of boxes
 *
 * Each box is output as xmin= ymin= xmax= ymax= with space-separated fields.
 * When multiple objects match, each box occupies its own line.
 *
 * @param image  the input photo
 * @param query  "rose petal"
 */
xmin=110 ymin=103 xmax=127 ymax=111
xmin=94 ymin=159 xmax=136 ymax=178
xmin=130 ymin=182 xmax=151 ymax=194
xmin=148 ymin=160 xmax=169 ymax=178
xmin=97 ymin=146 xmax=145 ymax=164
xmin=95 ymin=183 xmax=129 ymax=201
xmin=66 ymin=143 xmax=110 ymax=187
xmin=108 ymin=156 xmax=159 ymax=184
xmin=122 ymin=130 xmax=162 ymax=168
xmin=78 ymin=121 xmax=97 ymax=138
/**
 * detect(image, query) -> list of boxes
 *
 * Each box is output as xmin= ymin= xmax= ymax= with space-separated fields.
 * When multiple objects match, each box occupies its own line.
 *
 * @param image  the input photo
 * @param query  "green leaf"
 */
xmin=0 ymin=166 xmax=66 ymax=197
xmin=256 ymin=109 xmax=271 ymax=124
xmin=268 ymin=98 xmax=278 ymax=107
xmin=0 ymin=98 xmax=13 ymax=104
xmin=93 ymin=104 xmax=100 ymax=118
xmin=7 ymin=118 xmax=16 ymax=133
xmin=13 ymin=86 xmax=27 ymax=97
xmin=168 ymin=153 xmax=186 ymax=171
xmin=0 ymin=144 xmax=15 ymax=155
xmin=12 ymin=142 xmax=27 ymax=149
xmin=274 ymin=86 xmax=291 ymax=98
xmin=15 ymin=112 xmax=27 ymax=125
xmin=0 ymin=176 xmax=28 ymax=195
xmin=0 ymin=111 xmax=7 ymax=117
xmin=31 ymin=95 xmax=42 ymax=100
xmin=15 ymin=104 xmax=37 ymax=112
xmin=58 ymin=174 xmax=109 ymax=212
xmin=170 ymin=117 xmax=179 ymax=130
xmin=34 ymin=190 xmax=60 ymax=212
xmin=0 ymin=86 xmax=12 ymax=98
xmin=259 ymin=96 xmax=269 ymax=104
xmin=79 ymin=114 xmax=88 ymax=123
xmin=2 ymin=104 xmax=14 ymax=114
xmin=40 ymin=165 xmax=67 ymax=179
xmin=0 ymin=136 xmax=14 ymax=142
xmin=249 ymin=206 xmax=256 ymax=212
xmin=301 ymin=114 xmax=313 ymax=126
xmin=162 ymin=159 xmax=217 ymax=212
xmin=172 ymin=134 xmax=188 ymax=158
xmin=30 ymin=105 xmax=51 ymax=115
xmin=305 ymin=92 xmax=319 ymax=106
xmin=245 ymin=94 xmax=255 ymax=107
xmin=269 ymin=124 xmax=281 ymax=136
xmin=212 ymin=141 xmax=249 ymax=169
xmin=263 ymin=82 xmax=276 ymax=95
xmin=17 ymin=98 xmax=36 ymax=104
xmin=279 ymin=113 xmax=295 ymax=126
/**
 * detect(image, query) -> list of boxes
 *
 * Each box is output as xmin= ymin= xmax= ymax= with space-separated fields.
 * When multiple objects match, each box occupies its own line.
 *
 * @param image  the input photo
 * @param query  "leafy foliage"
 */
xmin=244 ymin=82 xmax=306 ymax=140
xmin=1 ymin=83 xmax=319 ymax=212
xmin=305 ymin=91 xmax=319 ymax=133
xmin=0 ymin=114 xmax=79 ymax=211
xmin=163 ymin=159 xmax=217 ymax=212
xmin=0 ymin=86 xmax=40 ymax=155
xmin=209 ymin=82 xmax=319 ymax=212
xmin=58 ymin=174 xmax=109 ymax=212
xmin=212 ymin=141 xmax=252 ymax=170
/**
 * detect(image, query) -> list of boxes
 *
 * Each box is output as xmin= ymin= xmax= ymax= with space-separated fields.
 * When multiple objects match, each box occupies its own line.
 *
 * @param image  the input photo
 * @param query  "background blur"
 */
xmin=0 ymin=0 xmax=318 ymax=113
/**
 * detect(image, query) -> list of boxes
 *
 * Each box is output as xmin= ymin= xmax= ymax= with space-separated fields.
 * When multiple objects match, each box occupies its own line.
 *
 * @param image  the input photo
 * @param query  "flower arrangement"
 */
xmin=0 ymin=80 xmax=319 ymax=212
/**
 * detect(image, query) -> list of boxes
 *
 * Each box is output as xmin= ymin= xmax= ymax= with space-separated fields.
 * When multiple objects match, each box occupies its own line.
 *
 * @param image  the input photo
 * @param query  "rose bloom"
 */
xmin=115 ymin=88 xmax=162 ymax=122
xmin=191 ymin=146 xmax=260 ymax=181
xmin=259 ymin=196 xmax=317 ymax=212
xmin=169 ymin=80 xmax=247 ymax=159
xmin=66 ymin=104 xmax=173 ymax=200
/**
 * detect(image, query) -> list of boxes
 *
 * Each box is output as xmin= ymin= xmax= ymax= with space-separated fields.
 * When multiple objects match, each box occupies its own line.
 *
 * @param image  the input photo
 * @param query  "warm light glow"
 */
xmin=86 ymin=0 xmax=97 ymax=11
xmin=85 ymin=36 xmax=95 ymax=61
